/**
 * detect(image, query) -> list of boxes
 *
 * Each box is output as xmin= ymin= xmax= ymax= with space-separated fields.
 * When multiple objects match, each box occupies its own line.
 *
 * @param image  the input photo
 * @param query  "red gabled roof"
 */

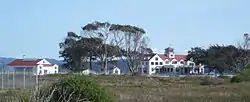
xmin=158 ymin=54 xmax=168 ymax=60
xmin=8 ymin=59 xmax=43 ymax=66
xmin=144 ymin=54 xmax=187 ymax=61
xmin=175 ymin=55 xmax=187 ymax=61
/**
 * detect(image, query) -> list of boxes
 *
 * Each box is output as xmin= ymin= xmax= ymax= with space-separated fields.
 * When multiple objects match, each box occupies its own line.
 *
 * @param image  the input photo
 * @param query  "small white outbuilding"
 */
xmin=109 ymin=66 xmax=121 ymax=75
xmin=81 ymin=69 xmax=98 ymax=75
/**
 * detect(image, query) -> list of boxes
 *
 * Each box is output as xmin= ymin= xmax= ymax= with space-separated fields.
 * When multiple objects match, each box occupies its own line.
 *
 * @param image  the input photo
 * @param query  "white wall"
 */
xmin=148 ymin=54 xmax=164 ymax=75
xmin=141 ymin=54 xmax=197 ymax=75
xmin=111 ymin=68 xmax=120 ymax=75
xmin=37 ymin=64 xmax=59 ymax=75
xmin=37 ymin=59 xmax=51 ymax=65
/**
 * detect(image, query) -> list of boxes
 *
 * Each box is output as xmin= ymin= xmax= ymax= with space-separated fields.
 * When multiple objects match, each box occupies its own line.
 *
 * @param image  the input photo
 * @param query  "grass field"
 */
xmin=1 ymin=75 xmax=250 ymax=102
xmin=91 ymin=75 xmax=250 ymax=102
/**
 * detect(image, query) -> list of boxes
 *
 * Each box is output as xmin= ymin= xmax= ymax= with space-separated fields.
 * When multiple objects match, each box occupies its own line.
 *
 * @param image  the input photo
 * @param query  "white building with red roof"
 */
xmin=141 ymin=47 xmax=203 ymax=75
xmin=7 ymin=58 xmax=59 ymax=75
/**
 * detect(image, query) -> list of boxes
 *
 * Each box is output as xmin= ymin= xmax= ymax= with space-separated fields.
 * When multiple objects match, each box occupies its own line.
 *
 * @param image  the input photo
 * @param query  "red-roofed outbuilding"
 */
xmin=7 ymin=58 xmax=59 ymax=75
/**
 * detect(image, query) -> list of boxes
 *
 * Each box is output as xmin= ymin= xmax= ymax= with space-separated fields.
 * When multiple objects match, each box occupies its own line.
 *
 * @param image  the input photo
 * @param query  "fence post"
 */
xmin=35 ymin=71 xmax=38 ymax=91
xmin=7 ymin=70 xmax=9 ymax=88
xmin=1 ymin=67 xmax=3 ymax=89
xmin=13 ymin=69 xmax=15 ymax=89
xmin=23 ymin=68 xmax=26 ymax=89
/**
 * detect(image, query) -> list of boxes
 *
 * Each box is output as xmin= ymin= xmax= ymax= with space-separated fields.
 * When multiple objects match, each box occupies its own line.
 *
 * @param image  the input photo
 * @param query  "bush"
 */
xmin=230 ymin=76 xmax=243 ymax=83
xmin=43 ymin=75 xmax=114 ymax=102
xmin=231 ymin=69 xmax=250 ymax=83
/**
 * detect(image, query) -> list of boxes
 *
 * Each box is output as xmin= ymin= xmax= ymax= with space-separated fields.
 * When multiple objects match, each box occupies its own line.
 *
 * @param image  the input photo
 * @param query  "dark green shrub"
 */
xmin=46 ymin=75 xmax=114 ymax=102
xmin=230 ymin=69 xmax=250 ymax=83
xmin=230 ymin=76 xmax=242 ymax=83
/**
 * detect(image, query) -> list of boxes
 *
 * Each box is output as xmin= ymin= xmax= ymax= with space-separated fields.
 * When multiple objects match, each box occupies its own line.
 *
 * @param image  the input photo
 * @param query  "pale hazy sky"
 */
xmin=0 ymin=0 xmax=249 ymax=59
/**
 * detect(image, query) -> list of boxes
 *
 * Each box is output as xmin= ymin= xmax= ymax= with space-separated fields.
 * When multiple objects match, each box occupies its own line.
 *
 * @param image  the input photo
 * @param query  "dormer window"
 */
xmin=189 ymin=63 xmax=194 ymax=66
xmin=165 ymin=60 xmax=169 ymax=64
xmin=155 ymin=57 xmax=158 ymax=61
xmin=180 ymin=61 xmax=184 ymax=64
xmin=172 ymin=61 xmax=177 ymax=64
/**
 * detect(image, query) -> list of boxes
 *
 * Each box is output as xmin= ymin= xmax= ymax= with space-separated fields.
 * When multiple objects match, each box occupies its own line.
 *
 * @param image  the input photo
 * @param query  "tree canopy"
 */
xmin=187 ymin=44 xmax=250 ymax=74
xmin=187 ymin=34 xmax=250 ymax=74
xmin=60 ymin=21 xmax=150 ymax=74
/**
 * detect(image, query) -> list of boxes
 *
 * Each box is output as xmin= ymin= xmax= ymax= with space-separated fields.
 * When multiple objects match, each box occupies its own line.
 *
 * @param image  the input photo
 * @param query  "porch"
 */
xmin=155 ymin=65 xmax=194 ymax=76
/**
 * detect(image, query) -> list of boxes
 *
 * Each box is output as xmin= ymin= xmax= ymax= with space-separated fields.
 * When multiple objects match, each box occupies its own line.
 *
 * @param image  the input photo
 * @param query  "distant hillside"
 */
xmin=45 ymin=58 xmax=64 ymax=65
xmin=0 ymin=57 xmax=63 ymax=65
xmin=0 ymin=57 xmax=16 ymax=66
xmin=0 ymin=57 xmax=130 ymax=73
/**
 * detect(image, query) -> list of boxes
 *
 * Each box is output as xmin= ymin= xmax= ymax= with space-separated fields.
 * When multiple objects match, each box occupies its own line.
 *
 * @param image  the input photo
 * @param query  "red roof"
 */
xmin=8 ymin=59 xmax=43 ymax=66
xmin=144 ymin=54 xmax=187 ymax=61
xmin=158 ymin=54 xmax=168 ymax=60
xmin=42 ymin=64 xmax=55 ymax=66
xmin=175 ymin=55 xmax=187 ymax=61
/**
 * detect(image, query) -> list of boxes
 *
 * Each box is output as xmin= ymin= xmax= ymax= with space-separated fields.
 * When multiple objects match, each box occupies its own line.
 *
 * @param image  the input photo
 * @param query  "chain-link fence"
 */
xmin=0 ymin=67 xmax=38 ymax=89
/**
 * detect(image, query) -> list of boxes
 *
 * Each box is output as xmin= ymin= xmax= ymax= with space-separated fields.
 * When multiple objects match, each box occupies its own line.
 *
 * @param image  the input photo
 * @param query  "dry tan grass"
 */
xmin=91 ymin=75 xmax=250 ymax=102
xmin=1 ymin=75 xmax=249 ymax=102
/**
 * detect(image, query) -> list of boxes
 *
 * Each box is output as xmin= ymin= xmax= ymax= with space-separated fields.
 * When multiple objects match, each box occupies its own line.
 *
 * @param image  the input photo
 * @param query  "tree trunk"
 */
xmin=89 ymin=53 xmax=92 ymax=70
xmin=101 ymin=59 xmax=106 ymax=73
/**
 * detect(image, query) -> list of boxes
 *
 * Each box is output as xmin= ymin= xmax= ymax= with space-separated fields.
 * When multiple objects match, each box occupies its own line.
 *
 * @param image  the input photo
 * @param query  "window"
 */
xmin=165 ymin=60 xmax=169 ymax=64
xmin=55 ymin=71 xmax=57 ymax=73
xmin=176 ymin=68 xmax=179 ymax=72
xmin=40 ymin=66 xmax=42 ymax=69
xmin=115 ymin=70 xmax=118 ymax=73
xmin=155 ymin=62 xmax=158 ymax=65
xmin=180 ymin=61 xmax=184 ymax=64
xmin=151 ymin=62 xmax=154 ymax=65
xmin=44 ymin=70 xmax=48 ymax=74
xmin=170 ymin=68 xmax=173 ymax=72
xmin=151 ymin=68 xmax=154 ymax=71
xmin=160 ymin=62 xmax=163 ymax=65
xmin=55 ymin=67 xmax=57 ymax=69
xmin=142 ymin=62 xmax=144 ymax=65
xmin=167 ymin=68 xmax=170 ymax=72
xmin=43 ymin=61 xmax=45 ymax=63
xmin=189 ymin=63 xmax=194 ymax=66
xmin=155 ymin=57 xmax=158 ymax=61
xmin=172 ymin=61 xmax=177 ymax=64
xmin=146 ymin=62 xmax=148 ymax=65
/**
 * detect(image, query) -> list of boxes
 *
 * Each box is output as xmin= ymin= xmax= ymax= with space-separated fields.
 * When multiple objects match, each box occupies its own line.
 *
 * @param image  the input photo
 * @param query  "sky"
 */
xmin=0 ymin=0 xmax=250 ymax=59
